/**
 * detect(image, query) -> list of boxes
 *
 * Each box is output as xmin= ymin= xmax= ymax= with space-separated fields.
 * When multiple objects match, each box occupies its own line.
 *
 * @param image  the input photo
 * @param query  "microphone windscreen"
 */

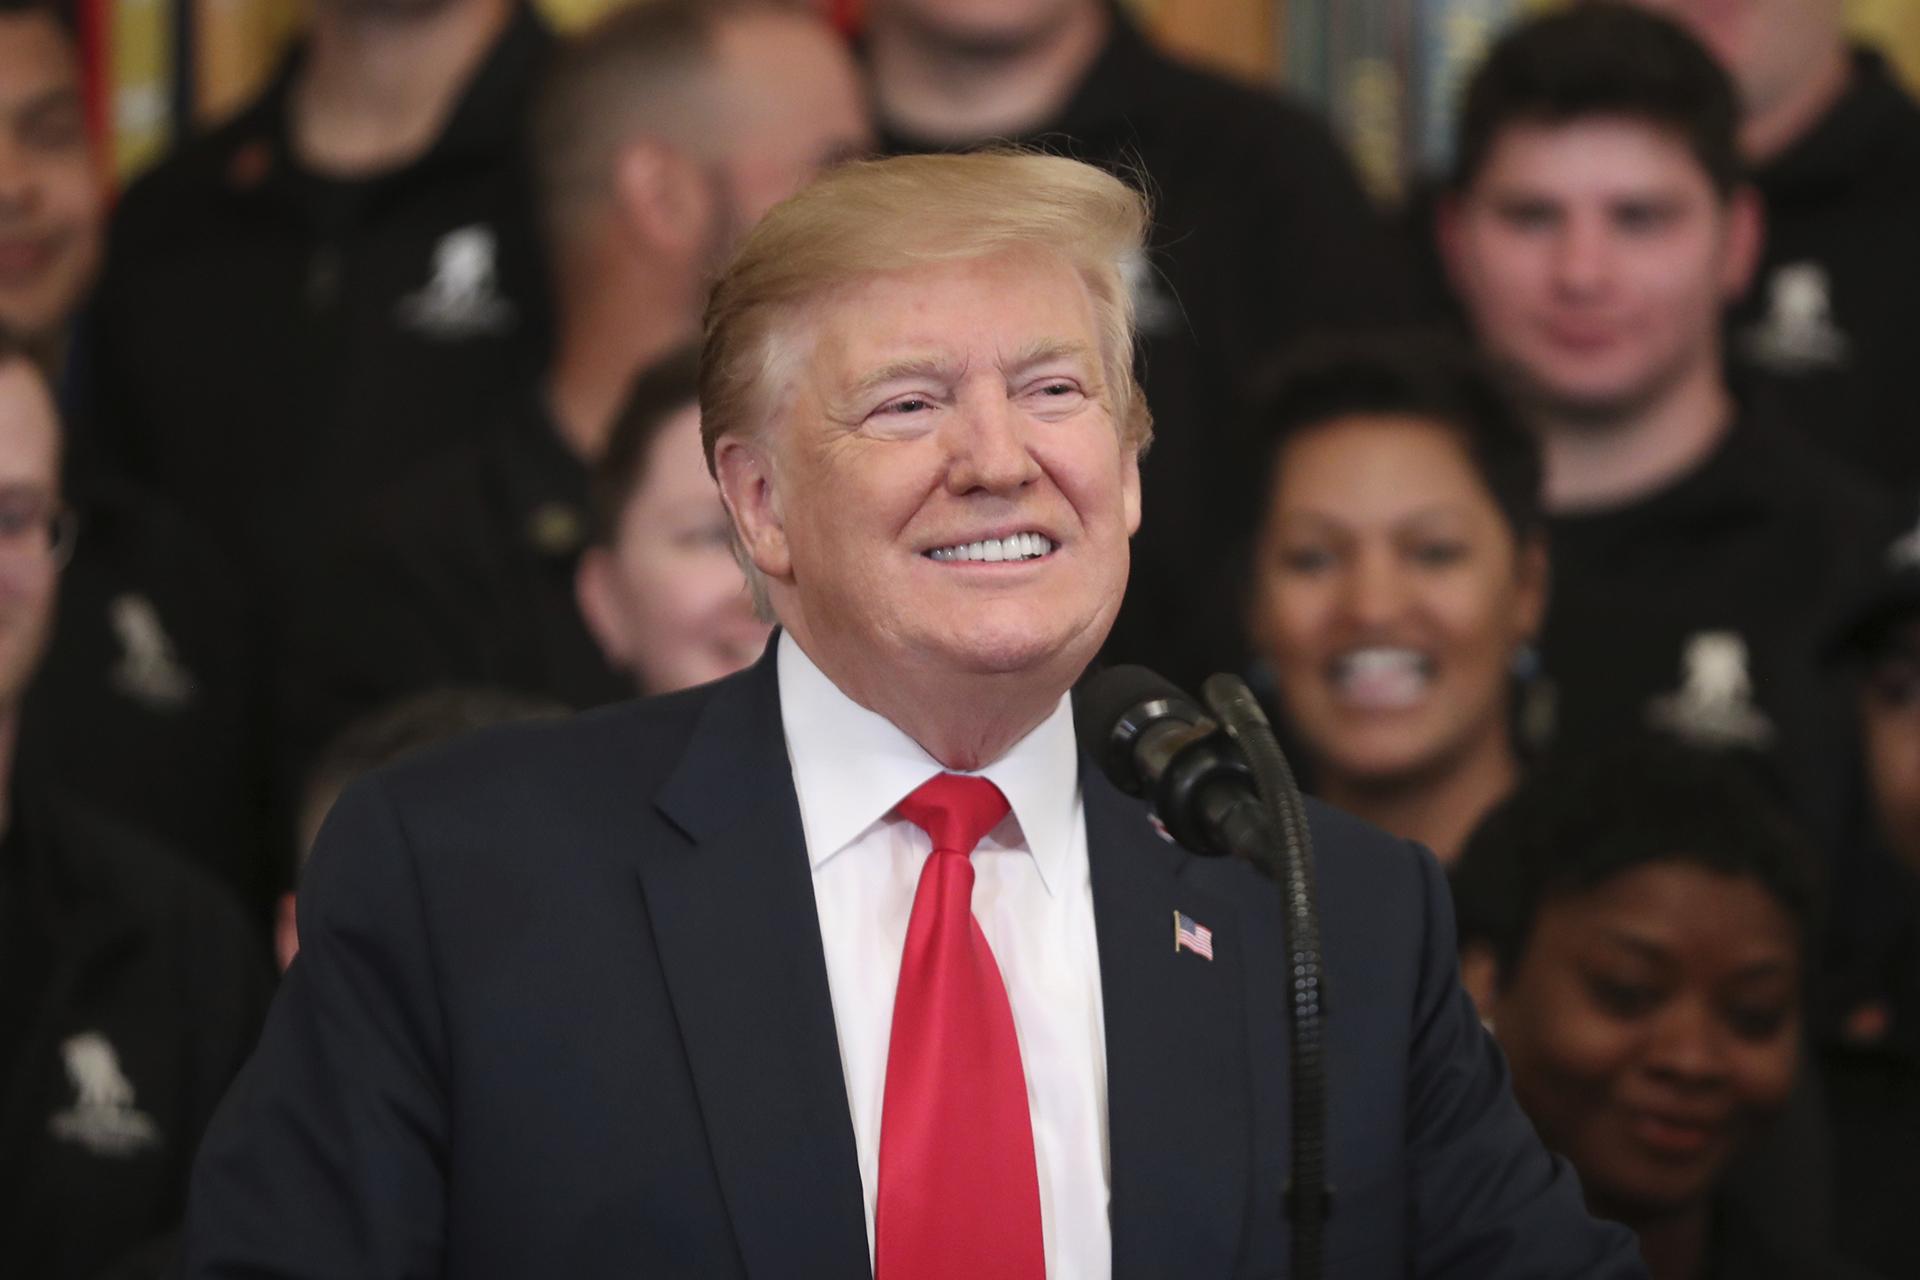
xmin=1075 ymin=665 xmax=1199 ymax=792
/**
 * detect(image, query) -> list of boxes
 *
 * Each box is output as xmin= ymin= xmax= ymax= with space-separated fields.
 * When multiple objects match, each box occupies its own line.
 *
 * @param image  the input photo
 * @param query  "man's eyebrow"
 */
xmin=848 ymin=356 xmax=967 ymax=399
xmin=1003 ymin=340 xmax=1097 ymax=377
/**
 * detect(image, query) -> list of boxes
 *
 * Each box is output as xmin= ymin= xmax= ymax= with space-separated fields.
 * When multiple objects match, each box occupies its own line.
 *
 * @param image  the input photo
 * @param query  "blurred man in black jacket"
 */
xmin=0 ymin=336 xmax=267 ymax=1279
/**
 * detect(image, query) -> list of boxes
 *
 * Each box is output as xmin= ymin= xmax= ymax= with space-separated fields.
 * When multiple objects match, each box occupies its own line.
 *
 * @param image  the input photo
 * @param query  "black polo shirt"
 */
xmin=879 ymin=14 xmax=1413 ymax=690
xmin=81 ymin=4 xmax=553 ymax=624
xmin=1536 ymin=401 xmax=1896 ymax=851
xmin=0 ymin=787 xmax=268 ymax=1280
xmin=16 ymin=479 xmax=271 ymax=915
xmin=1731 ymin=48 xmax=1920 ymax=489
xmin=281 ymin=387 xmax=627 ymax=776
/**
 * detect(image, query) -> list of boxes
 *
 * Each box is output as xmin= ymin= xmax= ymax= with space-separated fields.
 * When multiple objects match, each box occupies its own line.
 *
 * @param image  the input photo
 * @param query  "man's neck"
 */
xmin=1316 ymin=720 xmax=1518 ymax=866
xmin=293 ymin=0 xmax=513 ymax=176
xmin=867 ymin=0 xmax=1110 ymax=144
xmin=1743 ymin=41 xmax=1852 ymax=166
xmin=784 ymin=625 xmax=1081 ymax=773
xmin=544 ymin=248 xmax=700 ymax=461
xmin=1539 ymin=362 xmax=1734 ymax=514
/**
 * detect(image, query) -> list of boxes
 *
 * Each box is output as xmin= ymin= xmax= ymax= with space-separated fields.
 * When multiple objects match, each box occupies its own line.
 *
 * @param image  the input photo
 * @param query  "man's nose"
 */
xmin=945 ymin=394 xmax=1041 ymax=495
xmin=1550 ymin=215 xmax=1614 ymax=298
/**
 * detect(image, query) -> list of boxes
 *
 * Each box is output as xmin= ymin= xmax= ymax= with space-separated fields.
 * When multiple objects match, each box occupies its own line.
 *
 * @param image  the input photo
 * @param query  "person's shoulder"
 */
xmin=107 ymin=79 xmax=288 ymax=257
xmin=370 ymin=677 xmax=723 ymax=818
xmin=1736 ymin=405 xmax=1899 ymax=539
xmin=23 ymin=787 xmax=258 ymax=946
xmin=1123 ymin=29 xmax=1329 ymax=143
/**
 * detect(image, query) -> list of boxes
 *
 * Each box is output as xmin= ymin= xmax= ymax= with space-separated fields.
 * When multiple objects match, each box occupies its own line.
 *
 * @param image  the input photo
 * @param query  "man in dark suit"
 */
xmin=183 ymin=151 xmax=1644 ymax=1277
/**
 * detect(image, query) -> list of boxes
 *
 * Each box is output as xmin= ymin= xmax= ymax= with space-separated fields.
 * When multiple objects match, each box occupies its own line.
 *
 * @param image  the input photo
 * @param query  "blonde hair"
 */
xmin=699 ymin=150 xmax=1155 ymax=617
xmin=700 ymin=150 xmax=1155 ymax=466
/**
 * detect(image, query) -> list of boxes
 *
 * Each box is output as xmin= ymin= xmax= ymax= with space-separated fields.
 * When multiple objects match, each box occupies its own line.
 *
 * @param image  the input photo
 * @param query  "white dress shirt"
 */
xmin=777 ymin=633 xmax=1112 ymax=1278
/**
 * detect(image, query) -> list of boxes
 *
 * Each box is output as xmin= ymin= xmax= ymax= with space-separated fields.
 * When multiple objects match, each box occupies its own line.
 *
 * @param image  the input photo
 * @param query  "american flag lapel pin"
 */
xmin=1173 ymin=910 xmax=1214 ymax=960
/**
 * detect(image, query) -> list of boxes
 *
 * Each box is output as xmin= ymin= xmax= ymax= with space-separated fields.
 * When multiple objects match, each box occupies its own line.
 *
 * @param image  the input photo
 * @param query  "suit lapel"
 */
xmin=644 ymin=656 xmax=870 ymax=1278
xmin=1086 ymin=766 xmax=1254 ymax=1279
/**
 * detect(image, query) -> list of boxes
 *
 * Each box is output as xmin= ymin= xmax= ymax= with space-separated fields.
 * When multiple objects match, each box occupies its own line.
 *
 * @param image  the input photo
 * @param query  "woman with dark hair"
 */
xmin=1450 ymin=742 xmax=1870 ymax=1279
xmin=1246 ymin=333 xmax=1547 ymax=862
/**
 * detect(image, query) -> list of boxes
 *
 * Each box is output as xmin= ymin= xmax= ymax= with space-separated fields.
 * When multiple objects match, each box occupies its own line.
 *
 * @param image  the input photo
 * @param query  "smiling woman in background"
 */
xmin=1245 ymin=335 xmax=1547 ymax=862
xmin=575 ymin=346 xmax=772 ymax=695
xmin=1449 ymin=742 xmax=1869 ymax=1280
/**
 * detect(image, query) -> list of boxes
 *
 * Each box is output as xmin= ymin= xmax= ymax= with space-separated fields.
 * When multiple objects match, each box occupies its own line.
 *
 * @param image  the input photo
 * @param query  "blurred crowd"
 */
xmin=0 ymin=0 xmax=1916 ymax=1275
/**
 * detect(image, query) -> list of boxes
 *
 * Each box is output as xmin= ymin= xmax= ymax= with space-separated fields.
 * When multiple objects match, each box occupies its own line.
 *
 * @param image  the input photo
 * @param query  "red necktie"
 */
xmin=874 ymin=773 xmax=1046 ymax=1280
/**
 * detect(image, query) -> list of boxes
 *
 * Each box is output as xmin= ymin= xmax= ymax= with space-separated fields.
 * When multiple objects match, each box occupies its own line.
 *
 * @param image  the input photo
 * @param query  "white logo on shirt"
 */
xmin=1646 ymin=631 xmax=1776 ymax=749
xmin=397 ymin=224 xmax=516 ymax=338
xmin=109 ymin=593 xmax=196 ymax=711
xmin=1741 ymin=261 xmax=1849 ymax=373
xmin=48 ymin=1033 xmax=160 ymax=1158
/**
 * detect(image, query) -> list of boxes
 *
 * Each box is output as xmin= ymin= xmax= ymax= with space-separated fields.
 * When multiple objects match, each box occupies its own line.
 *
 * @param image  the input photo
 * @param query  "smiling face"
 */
xmin=0 ymin=13 xmax=103 ymax=345
xmin=717 ymin=249 xmax=1140 ymax=730
xmin=1249 ymin=414 xmax=1544 ymax=786
xmin=576 ymin=403 xmax=770 ymax=694
xmin=1442 ymin=118 xmax=1756 ymax=425
xmin=1488 ymin=863 xmax=1802 ymax=1221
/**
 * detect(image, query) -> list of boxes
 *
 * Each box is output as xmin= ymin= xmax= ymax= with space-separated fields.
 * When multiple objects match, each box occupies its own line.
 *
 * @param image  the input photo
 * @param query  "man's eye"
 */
xmin=1498 ymin=204 xmax=1557 ymax=232
xmin=1615 ymin=206 xmax=1675 ymax=234
xmin=877 ymin=397 xmax=932 ymax=416
xmin=1408 ymin=541 xmax=1468 ymax=568
xmin=1279 ymin=546 xmax=1334 ymax=574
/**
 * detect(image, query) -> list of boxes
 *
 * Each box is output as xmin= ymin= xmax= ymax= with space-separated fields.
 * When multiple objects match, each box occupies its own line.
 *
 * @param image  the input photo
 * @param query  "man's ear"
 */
xmin=1720 ymin=184 xmax=1766 ymax=302
xmin=714 ymin=435 xmax=792 ymax=580
xmin=611 ymin=139 xmax=714 ymax=258
xmin=1459 ymin=941 xmax=1503 ymax=1024
xmin=574 ymin=546 xmax=634 ymax=672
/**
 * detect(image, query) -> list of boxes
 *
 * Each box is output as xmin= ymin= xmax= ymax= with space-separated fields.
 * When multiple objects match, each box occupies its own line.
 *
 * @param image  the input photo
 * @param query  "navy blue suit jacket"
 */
xmin=184 ymin=655 xmax=1644 ymax=1277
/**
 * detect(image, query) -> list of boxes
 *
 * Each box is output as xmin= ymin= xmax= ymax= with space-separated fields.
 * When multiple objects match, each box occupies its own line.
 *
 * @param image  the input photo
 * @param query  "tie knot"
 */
xmin=896 ymin=773 xmax=1010 ymax=856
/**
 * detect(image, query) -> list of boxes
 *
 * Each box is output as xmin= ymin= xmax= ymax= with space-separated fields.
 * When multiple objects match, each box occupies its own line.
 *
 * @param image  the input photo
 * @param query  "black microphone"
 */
xmin=1078 ymin=663 xmax=1333 ymax=1278
xmin=1075 ymin=664 xmax=1277 ymax=864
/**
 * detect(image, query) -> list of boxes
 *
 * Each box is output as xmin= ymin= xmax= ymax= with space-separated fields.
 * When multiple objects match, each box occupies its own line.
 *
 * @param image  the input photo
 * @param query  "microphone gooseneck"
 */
xmin=1077 ymin=665 xmax=1330 ymax=1280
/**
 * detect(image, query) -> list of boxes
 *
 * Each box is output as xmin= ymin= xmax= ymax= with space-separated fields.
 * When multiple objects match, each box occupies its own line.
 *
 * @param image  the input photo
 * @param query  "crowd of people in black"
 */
xmin=0 ymin=0 xmax=1916 ymax=1274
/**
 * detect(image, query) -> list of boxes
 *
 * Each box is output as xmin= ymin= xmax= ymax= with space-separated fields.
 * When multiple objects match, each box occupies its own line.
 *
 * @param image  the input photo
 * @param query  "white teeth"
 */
xmin=926 ymin=533 xmax=1055 ymax=562
xmin=1331 ymin=647 xmax=1434 ymax=711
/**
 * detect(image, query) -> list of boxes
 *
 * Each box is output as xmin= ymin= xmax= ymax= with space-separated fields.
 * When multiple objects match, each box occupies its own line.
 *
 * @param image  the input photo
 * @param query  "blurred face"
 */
xmin=1442 ymin=119 xmax=1757 ymax=424
xmin=577 ymin=403 xmax=769 ymax=694
xmin=1250 ymin=416 xmax=1544 ymax=786
xmin=875 ymin=0 xmax=1091 ymax=54
xmin=720 ymin=249 xmax=1140 ymax=703
xmin=1858 ymin=625 xmax=1920 ymax=876
xmin=1488 ymin=863 xmax=1801 ymax=1221
xmin=1625 ymin=0 xmax=1847 ymax=119
xmin=0 ymin=14 xmax=103 ymax=344
xmin=0 ymin=358 xmax=62 ymax=713
xmin=710 ymin=13 xmax=871 ymax=230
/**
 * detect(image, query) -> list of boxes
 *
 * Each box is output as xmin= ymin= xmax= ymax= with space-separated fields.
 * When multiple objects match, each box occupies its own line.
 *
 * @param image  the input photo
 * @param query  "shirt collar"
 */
xmin=777 ymin=631 xmax=1080 ymax=895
